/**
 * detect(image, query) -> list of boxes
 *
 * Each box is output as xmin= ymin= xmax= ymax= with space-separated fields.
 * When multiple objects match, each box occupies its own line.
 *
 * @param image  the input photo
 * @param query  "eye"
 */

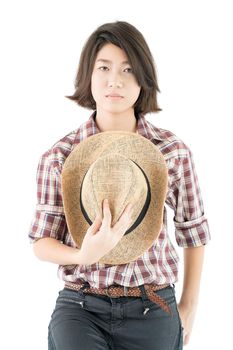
xmin=98 ymin=66 xmax=109 ymax=71
xmin=124 ymin=67 xmax=133 ymax=73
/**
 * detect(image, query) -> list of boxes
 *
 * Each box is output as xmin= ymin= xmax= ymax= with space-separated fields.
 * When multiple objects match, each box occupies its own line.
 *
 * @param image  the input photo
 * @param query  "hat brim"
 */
xmin=61 ymin=131 xmax=168 ymax=265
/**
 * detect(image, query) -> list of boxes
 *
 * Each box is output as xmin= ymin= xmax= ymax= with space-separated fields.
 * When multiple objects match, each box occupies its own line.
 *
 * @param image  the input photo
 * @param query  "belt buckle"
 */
xmin=106 ymin=285 xmax=118 ymax=298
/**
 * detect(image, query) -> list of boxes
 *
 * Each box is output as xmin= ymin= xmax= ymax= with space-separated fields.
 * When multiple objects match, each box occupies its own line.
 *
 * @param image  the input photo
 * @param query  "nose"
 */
xmin=108 ymin=81 xmax=123 ymax=88
xmin=107 ymin=73 xmax=123 ymax=88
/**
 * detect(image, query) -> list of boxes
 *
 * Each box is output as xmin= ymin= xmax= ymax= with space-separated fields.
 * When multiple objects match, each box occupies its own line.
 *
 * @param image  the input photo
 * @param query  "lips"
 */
xmin=106 ymin=92 xmax=123 ymax=98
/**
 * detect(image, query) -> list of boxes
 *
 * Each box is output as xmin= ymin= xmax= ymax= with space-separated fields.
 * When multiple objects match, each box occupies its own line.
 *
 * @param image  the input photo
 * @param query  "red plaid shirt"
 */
xmin=28 ymin=112 xmax=210 ymax=288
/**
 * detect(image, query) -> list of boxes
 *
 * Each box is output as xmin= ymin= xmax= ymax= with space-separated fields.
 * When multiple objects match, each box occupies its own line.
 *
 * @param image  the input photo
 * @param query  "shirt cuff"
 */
xmin=36 ymin=203 xmax=64 ymax=214
xmin=174 ymin=215 xmax=211 ymax=247
xmin=28 ymin=210 xmax=67 ymax=243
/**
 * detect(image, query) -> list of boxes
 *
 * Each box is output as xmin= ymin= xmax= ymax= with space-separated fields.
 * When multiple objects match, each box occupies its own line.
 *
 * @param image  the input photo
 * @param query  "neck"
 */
xmin=94 ymin=109 xmax=138 ymax=133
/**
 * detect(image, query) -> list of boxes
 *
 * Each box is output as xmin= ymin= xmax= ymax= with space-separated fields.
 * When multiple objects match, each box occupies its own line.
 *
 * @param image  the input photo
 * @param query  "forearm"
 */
xmin=32 ymin=237 xmax=85 ymax=265
xmin=180 ymin=245 xmax=205 ymax=307
xmin=177 ymin=246 xmax=205 ymax=344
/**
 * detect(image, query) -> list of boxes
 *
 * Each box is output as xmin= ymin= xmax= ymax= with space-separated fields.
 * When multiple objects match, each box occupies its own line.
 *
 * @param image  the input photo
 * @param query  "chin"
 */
xmin=100 ymin=106 xmax=127 ymax=114
xmin=109 ymin=103 xmax=133 ymax=111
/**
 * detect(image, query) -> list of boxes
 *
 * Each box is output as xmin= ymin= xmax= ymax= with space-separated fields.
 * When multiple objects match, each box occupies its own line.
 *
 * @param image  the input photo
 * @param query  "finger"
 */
xmin=123 ymin=202 xmax=133 ymax=214
xmin=102 ymin=199 xmax=112 ymax=227
xmin=184 ymin=333 xmax=190 ymax=346
xmin=116 ymin=203 xmax=133 ymax=224
xmin=88 ymin=214 xmax=102 ymax=235
xmin=114 ymin=218 xmax=133 ymax=237
xmin=113 ymin=210 xmax=133 ymax=234
xmin=121 ymin=203 xmax=133 ymax=222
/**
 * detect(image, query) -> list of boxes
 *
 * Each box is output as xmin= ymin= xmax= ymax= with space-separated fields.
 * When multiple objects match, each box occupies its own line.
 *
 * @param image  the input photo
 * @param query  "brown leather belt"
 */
xmin=64 ymin=282 xmax=172 ymax=315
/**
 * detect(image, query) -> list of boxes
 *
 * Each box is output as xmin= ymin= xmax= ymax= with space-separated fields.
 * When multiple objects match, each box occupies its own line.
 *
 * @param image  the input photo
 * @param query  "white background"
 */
xmin=1 ymin=0 xmax=232 ymax=349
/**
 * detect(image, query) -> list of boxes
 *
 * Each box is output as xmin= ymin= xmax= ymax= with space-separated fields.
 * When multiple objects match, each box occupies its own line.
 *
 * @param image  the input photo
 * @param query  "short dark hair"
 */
xmin=65 ymin=21 xmax=162 ymax=115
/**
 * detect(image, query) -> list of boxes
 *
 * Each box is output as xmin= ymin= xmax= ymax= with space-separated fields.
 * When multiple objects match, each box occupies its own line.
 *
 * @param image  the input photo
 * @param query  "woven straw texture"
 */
xmin=61 ymin=131 xmax=168 ymax=265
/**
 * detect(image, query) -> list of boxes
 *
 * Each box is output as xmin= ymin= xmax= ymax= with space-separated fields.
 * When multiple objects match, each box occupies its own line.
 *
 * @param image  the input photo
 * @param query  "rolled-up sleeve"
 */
xmin=28 ymin=152 xmax=67 ymax=243
xmin=166 ymin=149 xmax=211 ymax=248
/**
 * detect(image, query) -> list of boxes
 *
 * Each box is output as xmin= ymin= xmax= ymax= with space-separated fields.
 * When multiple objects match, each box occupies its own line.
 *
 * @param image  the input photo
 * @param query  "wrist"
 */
xmin=75 ymin=247 xmax=86 ymax=265
xmin=179 ymin=295 xmax=198 ymax=311
xmin=179 ymin=284 xmax=200 ymax=310
xmin=76 ymin=248 xmax=93 ymax=265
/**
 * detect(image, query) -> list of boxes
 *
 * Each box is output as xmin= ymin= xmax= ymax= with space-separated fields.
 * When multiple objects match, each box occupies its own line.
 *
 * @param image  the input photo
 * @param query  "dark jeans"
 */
xmin=48 ymin=284 xmax=183 ymax=350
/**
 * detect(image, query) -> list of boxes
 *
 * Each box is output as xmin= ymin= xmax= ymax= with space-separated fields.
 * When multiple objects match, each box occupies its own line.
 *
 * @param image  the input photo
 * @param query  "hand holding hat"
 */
xmin=79 ymin=199 xmax=134 ymax=265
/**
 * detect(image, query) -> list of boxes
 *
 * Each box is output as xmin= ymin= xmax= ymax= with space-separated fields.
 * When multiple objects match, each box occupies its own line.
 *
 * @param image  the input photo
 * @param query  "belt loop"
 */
xmin=78 ymin=281 xmax=90 ymax=296
xmin=123 ymin=286 xmax=128 ymax=297
xmin=139 ymin=284 xmax=151 ymax=315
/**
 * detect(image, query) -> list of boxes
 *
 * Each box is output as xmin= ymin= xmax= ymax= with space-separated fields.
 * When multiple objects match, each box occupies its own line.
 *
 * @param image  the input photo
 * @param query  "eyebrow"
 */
xmin=96 ymin=59 xmax=130 ymax=65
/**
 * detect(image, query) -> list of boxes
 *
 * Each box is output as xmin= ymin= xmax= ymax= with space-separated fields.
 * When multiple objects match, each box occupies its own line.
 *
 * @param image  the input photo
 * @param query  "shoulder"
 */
xmin=38 ymin=126 xmax=82 ymax=170
xmin=146 ymin=120 xmax=192 ymax=161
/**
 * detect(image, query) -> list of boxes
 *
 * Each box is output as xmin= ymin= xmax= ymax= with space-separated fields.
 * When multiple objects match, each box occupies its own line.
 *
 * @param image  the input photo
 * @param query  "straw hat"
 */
xmin=61 ymin=131 xmax=168 ymax=265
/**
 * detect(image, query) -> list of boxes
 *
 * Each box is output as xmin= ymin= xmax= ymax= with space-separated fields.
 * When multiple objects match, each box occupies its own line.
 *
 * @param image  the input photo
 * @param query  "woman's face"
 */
xmin=91 ymin=43 xmax=141 ymax=115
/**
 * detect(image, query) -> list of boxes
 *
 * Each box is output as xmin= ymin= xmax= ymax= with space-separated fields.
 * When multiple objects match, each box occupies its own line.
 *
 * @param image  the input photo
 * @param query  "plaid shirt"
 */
xmin=28 ymin=112 xmax=210 ymax=288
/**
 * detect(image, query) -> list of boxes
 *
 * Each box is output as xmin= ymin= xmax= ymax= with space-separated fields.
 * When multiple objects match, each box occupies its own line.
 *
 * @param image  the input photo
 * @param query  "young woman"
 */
xmin=29 ymin=21 xmax=210 ymax=350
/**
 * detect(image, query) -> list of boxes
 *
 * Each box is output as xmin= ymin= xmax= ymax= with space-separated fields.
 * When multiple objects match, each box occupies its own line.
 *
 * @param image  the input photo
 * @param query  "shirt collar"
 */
xmin=85 ymin=111 xmax=164 ymax=141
